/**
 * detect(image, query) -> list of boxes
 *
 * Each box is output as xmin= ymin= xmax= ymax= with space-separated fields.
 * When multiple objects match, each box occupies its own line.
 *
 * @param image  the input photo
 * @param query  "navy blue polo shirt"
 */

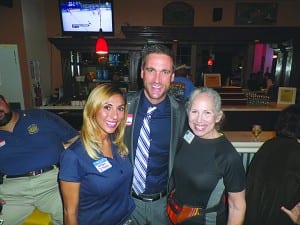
xmin=0 ymin=109 xmax=79 ymax=175
xmin=59 ymin=139 xmax=135 ymax=225
xmin=133 ymin=93 xmax=171 ymax=194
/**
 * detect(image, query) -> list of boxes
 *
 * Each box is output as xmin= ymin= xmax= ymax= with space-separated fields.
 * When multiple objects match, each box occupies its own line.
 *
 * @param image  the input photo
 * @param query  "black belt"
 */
xmin=132 ymin=190 xmax=167 ymax=202
xmin=6 ymin=165 xmax=56 ymax=178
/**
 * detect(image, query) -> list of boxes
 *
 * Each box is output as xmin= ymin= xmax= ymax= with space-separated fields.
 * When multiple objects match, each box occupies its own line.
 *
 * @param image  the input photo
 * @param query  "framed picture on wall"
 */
xmin=235 ymin=3 xmax=277 ymax=25
xmin=277 ymin=87 xmax=297 ymax=104
xmin=163 ymin=2 xmax=194 ymax=26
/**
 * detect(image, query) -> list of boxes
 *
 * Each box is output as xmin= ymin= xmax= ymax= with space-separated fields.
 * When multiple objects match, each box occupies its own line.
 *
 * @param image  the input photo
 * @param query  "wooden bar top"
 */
xmin=224 ymin=131 xmax=276 ymax=153
xmin=39 ymin=105 xmax=84 ymax=110
xmin=224 ymin=131 xmax=275 ymax=142
xmin=222 ymin=103 xmax=290 ymax=111
xmin=39 ymin=103 xmax=290 ymax=112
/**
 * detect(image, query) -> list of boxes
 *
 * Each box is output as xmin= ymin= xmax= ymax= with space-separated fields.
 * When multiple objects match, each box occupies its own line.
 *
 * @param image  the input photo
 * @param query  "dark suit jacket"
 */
xmin=124 ymin=90 xmax=187 ymax=178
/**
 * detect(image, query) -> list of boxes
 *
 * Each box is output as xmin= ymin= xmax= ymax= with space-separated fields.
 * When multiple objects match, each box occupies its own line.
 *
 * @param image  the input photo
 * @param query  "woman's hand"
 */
xmin=281 ymin=202 xmax=300 ymax=225
xmin=0 ymin=199 xmax=5 ymax=215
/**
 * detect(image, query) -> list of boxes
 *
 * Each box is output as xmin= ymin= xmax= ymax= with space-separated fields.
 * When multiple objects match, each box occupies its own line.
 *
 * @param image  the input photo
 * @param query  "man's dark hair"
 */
xmin=141 ymin=44 xmax=175 ymax=72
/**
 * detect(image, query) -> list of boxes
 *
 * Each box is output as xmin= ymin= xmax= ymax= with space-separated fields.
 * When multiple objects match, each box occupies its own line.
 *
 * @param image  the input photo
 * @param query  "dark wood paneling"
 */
xmin=49 ymin=26 xmax=300 ymax=50
xmin=48 ymin=37 xmax=146 ymax=52
xmin=121 ymin=26 xmax=300 ymax=44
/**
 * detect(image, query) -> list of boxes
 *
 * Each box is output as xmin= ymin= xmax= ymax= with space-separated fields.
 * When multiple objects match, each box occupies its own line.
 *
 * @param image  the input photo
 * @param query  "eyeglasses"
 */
xmin=144 ymin=67 xmax=172 ymax=76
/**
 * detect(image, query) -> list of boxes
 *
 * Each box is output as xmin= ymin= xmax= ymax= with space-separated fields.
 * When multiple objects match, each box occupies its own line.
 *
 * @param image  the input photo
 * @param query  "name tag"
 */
xmin=93 ymin=158 xmax=112 ymax=173
xmin=126 ymin=114 xmax=133 ymax=126
xmin=0 ymin=139 xmax=5 ymax=148
xmin=184 ymin=130 xmax=195 ymax=144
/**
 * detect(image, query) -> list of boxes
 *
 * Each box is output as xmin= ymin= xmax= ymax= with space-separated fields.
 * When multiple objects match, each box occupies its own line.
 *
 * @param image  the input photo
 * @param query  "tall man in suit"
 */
xmin=124 ymin=44 xmax=186 ymax=225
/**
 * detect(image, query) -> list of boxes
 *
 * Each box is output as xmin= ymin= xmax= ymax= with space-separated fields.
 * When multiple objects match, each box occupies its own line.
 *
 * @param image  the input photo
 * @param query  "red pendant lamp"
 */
xmin=207 ymin=58 xmax=214 ymax=66
xmin=95 ymin=1 xmax=108 ymax=54
xmin=96 ymin=29 xmax=108 ymax=54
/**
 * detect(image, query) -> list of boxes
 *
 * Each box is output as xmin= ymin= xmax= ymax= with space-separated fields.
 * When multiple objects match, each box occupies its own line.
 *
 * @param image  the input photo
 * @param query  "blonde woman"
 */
xmin=59 ymin=84 xmax=134 ymax=225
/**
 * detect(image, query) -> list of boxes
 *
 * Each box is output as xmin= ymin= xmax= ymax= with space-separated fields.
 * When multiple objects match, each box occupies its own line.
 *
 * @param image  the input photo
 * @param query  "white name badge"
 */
xmin=184 ymin=130 xmax=195 ymax=144
xmin=0 ymin=139 xmax=5 ymax=148
xmin=93 ymin=158 xmax=112 ymax=173
xmin=126 ymin=114 xmax=133 ymax=126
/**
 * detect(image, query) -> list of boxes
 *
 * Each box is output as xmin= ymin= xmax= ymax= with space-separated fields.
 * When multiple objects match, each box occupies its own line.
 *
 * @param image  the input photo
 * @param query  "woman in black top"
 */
xmin=244 ymin=104 xmax=300 ymax=225
xmin=168 ymin=87 xmax=246 ymax=225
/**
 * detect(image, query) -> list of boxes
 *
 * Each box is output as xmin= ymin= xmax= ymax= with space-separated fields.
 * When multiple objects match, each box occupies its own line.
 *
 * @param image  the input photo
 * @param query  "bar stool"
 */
xmin=23 ymin=209 xmax=51 ymax=225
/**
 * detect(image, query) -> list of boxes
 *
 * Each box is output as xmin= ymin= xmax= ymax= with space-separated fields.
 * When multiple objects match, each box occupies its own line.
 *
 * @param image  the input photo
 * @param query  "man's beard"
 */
xmin=0 ymin=110 xmax=13 ymax=126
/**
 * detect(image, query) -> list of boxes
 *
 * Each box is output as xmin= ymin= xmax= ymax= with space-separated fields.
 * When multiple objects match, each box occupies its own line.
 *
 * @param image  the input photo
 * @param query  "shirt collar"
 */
xmin=140 ymin=92 xmax=170 ymax=113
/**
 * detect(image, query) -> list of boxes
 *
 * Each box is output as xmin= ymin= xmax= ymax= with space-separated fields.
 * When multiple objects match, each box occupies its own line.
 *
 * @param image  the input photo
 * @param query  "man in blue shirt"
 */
xmin=124 ymin=44 xmax=186 ymax=225
xmin=169 ymin=64 xmax=195 ymax=101
xmin=0 ymin=94 xmax=79 ymax=225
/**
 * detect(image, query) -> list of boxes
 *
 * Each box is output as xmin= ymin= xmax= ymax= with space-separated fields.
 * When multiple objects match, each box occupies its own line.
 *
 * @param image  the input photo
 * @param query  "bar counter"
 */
xmin=39 ymin=105 xmax=84 ymax=110
xmin=39 ymin=103 xmax=289 ymax=131
xmin=39 ymin=102 xmax=276 ymax=168
xmin=222 ymin=103 xmax=289 ymax=111
xmin=224 ymin=131 xmax=276 ymax=142
xmin=224 ymin=131 xmax=276 ymax=169
xmin=224 ymin=131 xmax=275 ymax=153
xmin=39 ymin=105 xmax=83 ymax=130
xmin=39 ymin=102 xmax=289 ymax=111
xmin=221 ymin=103 xmax=289 ymax=131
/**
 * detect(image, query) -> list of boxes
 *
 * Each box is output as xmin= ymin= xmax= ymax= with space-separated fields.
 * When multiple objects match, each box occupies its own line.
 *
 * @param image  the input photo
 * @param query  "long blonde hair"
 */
xmin=80 ymin=84 xmax=128 ymax=159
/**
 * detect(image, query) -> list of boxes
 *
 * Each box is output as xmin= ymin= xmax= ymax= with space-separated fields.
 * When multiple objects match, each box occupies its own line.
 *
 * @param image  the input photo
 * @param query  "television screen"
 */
xmin=59 ymin=0 xmax=114 ymax=36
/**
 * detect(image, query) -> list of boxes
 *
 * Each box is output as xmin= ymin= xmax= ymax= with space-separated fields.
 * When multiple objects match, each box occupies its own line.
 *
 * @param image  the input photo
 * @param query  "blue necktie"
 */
xmin=132 ymin=106 xmax=156 ymax=194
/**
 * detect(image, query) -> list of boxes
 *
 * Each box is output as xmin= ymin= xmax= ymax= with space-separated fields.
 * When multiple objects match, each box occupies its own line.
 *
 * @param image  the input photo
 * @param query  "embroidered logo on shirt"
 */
xmin=0 ymin=139 xmax=6 ymax=148
xmin=27 ymin=124 xmax=39 ymax=134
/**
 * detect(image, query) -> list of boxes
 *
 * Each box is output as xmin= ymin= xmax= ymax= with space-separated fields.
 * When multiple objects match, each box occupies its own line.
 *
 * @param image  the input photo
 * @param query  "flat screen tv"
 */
xmin=59 ymin=0 xmax=114 ymax=36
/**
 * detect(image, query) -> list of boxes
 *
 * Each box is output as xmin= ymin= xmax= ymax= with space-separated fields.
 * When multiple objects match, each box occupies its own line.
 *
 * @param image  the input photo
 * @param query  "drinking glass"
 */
xmin=252 ymin=124 xmax=262 ymax=141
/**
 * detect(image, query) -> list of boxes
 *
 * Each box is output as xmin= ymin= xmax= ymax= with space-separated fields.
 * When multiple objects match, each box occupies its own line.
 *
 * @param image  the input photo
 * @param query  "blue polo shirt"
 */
xmin=59 ymin=139 xmax=135 ymax=225
xmin=133 ymin=93 xmax=171 ymax=194
xmin=0 ymin=109 xmax=78 ymax=175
